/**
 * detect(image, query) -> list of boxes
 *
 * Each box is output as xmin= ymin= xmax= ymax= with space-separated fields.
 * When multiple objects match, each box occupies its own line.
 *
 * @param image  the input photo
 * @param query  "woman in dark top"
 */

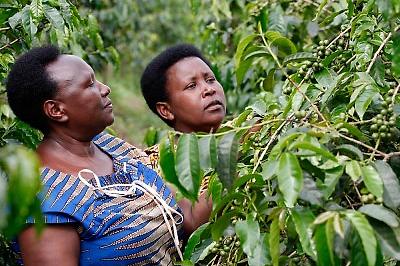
xmin=6 ymin=45 xmax=205 ymax=265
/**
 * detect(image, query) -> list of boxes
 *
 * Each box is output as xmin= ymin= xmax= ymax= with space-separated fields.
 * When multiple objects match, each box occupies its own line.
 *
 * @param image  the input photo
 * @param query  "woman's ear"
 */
xmin=43 ymin=100 xmax=68 ymax=122
xmin=156 ymin=102 xmax=174 ymax=121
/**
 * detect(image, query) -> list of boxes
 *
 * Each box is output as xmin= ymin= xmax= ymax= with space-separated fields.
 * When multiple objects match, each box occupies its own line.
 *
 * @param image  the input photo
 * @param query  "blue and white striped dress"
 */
xmin=15 ymin=132 xmax=183 ymax=265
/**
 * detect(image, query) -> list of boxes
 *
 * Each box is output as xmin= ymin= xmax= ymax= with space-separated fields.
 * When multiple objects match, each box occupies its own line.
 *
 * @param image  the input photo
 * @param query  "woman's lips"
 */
xmin=205 ymin=100 xmax=223 ymax=110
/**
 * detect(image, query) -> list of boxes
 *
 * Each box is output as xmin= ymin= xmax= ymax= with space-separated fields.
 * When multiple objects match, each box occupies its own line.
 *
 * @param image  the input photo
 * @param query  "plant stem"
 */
xmin=258 ymin=25 xmax=328 ymax=124
xmin=368 ymin=137 xmax=380 ymax=162
xmin=195 ymin=119 xmax=284 ymax=138
xmin=337 ymin=132 xmax=387 ymax=157
xmin=252 ymin=114 xmax=293 ymax=174
xmin=327 ymin=27 xmax=351 ymax=49
xmin=366 ymin=32 xmax=392 ymax=74
xmin=383 ymin=151 xmax=400 ymax=161
xmin=0 ymin=38 xmax=19 ymax=51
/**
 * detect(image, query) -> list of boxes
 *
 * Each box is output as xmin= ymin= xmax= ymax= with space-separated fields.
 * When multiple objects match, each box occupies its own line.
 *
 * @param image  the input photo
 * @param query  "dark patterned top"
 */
xmin=15 ymin=132 xmax=183 ymax=266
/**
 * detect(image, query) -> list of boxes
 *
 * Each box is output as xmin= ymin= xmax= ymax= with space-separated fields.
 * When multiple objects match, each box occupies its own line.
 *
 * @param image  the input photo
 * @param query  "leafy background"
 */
xmin=1 ymin=0 xmax=400 ymax=265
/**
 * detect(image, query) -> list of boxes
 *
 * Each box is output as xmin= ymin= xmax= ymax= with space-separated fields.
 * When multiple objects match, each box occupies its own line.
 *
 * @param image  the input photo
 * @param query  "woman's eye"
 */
xmin=186 ymin=83 xmax=196 ymax=89
xmin=89 ymin=81 xmax=95 ymax=87
xmin=207 ymin=77 xmax=216 ymax=83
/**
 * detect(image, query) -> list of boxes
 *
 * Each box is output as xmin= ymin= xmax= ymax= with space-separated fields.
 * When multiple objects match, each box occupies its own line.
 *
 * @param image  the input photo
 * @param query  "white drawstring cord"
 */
xmin=77 ymin=168 xmax=184 ymax=260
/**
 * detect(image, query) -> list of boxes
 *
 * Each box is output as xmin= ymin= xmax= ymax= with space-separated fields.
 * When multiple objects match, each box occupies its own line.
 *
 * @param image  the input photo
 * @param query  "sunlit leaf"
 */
xmin=269 ymin=217 xmax=280 ymax=266
xmin=176 ymin=134 xmax=201 ymax=199
xmin=361 ymin=165 xmax=383 ymax=198
xmin=277 ymin=153 xmax=303 ymax=207
xmin=291 ymin=207 xmax=316 ymax=259
xmin=345 ymin=160 xmax=362 ymax=181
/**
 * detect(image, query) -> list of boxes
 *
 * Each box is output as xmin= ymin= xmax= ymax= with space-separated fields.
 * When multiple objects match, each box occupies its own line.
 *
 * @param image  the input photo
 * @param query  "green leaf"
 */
xmin=314 ymin=69 xmax=336 ymax=89
xmin=350 ymin=228 xmax=369 ymax=266
xmin=290 ymin=141 xmax=337 ymax=162
xmin=8 ymin=10 xmax=22 ymax=29
xmin=216 ymin=132 xmax=239 ymax=189
xmin=44 ymin=5 xmax=64 ymax=30
xmin=370 ymin=57 xmax=385 ymax=87
xmin=235 ymin=214 xmax=260 ymax=257
xmin=369 ymin=219 xmax=400 ymax=260
xmin=277 ymin=153 xmax=303 ymax=207
xmin=211 ymin=211 xmax=239 ymax=241
xmin=314 ymin=0 xmax=329 ymax=20
xmin=249 ymin=233 xmax=270 ymax=266
xmin=323 ymin=166 xmax=344 ymax=199
xmin=291 ymin=207 xmax=316 ymax=259
xmin=266 ymin=31 xmax=297 ymax=56
xmin=283 ymin=52 xmax=315 ymax=65
xmin=314 ymin=222 xmax=338 ymax=266
xmin=183 ymin=222 xmax=209 ymax=260
xmin=392 ymin=32 xmax=400 ymax=78
xmin=236 ymin=58 xmax=253 ymax=86
xmin=30 ymin=0 xmax=43 ymax=19
xmin=198 ymin=135 xmax=217 ymax=170
xmin=334 ymin=144 xmax=364 ymax=160
xmin=346 ymin=211 xmax=377 ymax=266
xmin=269 ymin=132 xmax=303 ymax=161
xmin=261 ymin=160 xmax=278 ymax=180
xmin=176 ymin=134 xmax=201 ymax=199
xmin=269 ymin=217 xmax=280 ymax=266
xmin=346 ymin=0 xmax=354 ymax=18
xmin=338 ymin=122 xmax=368 ymax=142
xmin=2 ymin=145 xmax=42 ymax=238
xmin=361 ymin=165 xmax=383 ymax=198
xmin=359 ymin=204 xmax=399 ymax=228
xmin=234 ymin=34 xmax=257 ymax=68
xmin=374 ymin=161 xmax=400 ymax=209
xmin=159 ymin=136 xmax=193 ymax=201
xmin=355 ymin=85 xmax=379 ymax=120
xmin=346 ymin=160 xmax=362 ymax=181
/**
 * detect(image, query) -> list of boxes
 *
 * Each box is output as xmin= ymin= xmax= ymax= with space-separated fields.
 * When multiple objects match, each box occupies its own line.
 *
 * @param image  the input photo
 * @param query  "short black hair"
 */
xmin=140 ymin=44 xmax=211 ymax=126
xmin=6 ymin=45 xmax=60 ymax=134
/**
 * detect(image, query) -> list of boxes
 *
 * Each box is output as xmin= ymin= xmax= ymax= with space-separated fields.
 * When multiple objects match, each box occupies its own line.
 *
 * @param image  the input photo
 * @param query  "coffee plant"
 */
xmin=159 ymin=0 xmax=400 ymax=265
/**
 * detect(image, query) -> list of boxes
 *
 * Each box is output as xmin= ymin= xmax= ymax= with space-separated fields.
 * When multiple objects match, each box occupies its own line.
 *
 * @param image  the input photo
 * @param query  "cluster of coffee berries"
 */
xmin=294 ymin=110 xmax=307 ymax=119
xmin=210 ymin=235 xmax=240 ymax=257
xmin=360 ymin=188 xmax=383 ymax=204
xmin=297 ymin=60 xmax=323 ymax=82
xmin=370 ymin=89 xmax=397 ymax=140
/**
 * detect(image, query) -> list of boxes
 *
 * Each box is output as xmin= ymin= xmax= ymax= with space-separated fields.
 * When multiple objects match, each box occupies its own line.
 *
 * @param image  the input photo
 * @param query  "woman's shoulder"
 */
xmin=93 ymin=132 xmax=152 ymax=166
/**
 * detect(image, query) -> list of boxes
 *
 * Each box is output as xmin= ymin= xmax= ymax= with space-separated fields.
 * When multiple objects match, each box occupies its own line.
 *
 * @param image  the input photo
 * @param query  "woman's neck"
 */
xmin=38 ymin=131 xmax=95 ymax=158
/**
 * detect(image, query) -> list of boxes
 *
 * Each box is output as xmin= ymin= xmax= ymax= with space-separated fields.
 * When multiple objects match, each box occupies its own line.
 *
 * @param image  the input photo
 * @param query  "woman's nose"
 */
xmin=202 ymin=84 xmax=216 ymax=97
xmin=98 ymin=81 xmax=111 ymax=96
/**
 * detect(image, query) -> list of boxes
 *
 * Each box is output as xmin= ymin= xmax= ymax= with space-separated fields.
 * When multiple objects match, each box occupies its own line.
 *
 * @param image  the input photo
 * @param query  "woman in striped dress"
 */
xmin=6 ymin=45 xmax=199 ymax=265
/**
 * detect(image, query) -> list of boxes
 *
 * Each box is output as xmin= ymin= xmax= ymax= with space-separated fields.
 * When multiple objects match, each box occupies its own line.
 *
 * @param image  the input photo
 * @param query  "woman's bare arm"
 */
xmin=18 ymin=224 xmax=80 ymax=266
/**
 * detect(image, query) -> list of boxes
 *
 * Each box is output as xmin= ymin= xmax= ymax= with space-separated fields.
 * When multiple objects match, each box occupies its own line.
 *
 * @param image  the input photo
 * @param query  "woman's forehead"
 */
xmin=46 ymin=55 xmax=93 ymax=85
xmin=168 ymin=57 xmax=212 ymax=78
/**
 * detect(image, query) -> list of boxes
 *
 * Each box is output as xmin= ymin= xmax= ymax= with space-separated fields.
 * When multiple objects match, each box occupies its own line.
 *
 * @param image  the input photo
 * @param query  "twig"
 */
xmin=0 ymin=27 xmax=10 ymax=31
xmin=383 ymin=151 xmax=400 ymax=161
xmin=353 ymin=182 xmax=362 ymax=202
xmin=327 ymin=27 xmax=351 ymax=49
xmin=368 ymin=137 xmax=380 ymax=162
xmin=350 ymin=119 xmax=373 ymax=125
xmin=197 ymin=119 xmax=284 ymax=138
xmin=391 ymin=83 xmax=400 ymax=103
xmin=0 ymin=38 xmax=19 ymax=51
xmin=344 ymin=194 xmax=355 ymax=210
xmin=252 ymin=114 xmax=294 ymax=174
xmin=258 ymin=25 xmax=328 ymax=124
xmin=337 ymin=132 xmax=387 ymax=157
xmin=366 ymin=32 xmax=392 ymax=74
xmin=288 ymin=251 xmax=297 ymax=258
